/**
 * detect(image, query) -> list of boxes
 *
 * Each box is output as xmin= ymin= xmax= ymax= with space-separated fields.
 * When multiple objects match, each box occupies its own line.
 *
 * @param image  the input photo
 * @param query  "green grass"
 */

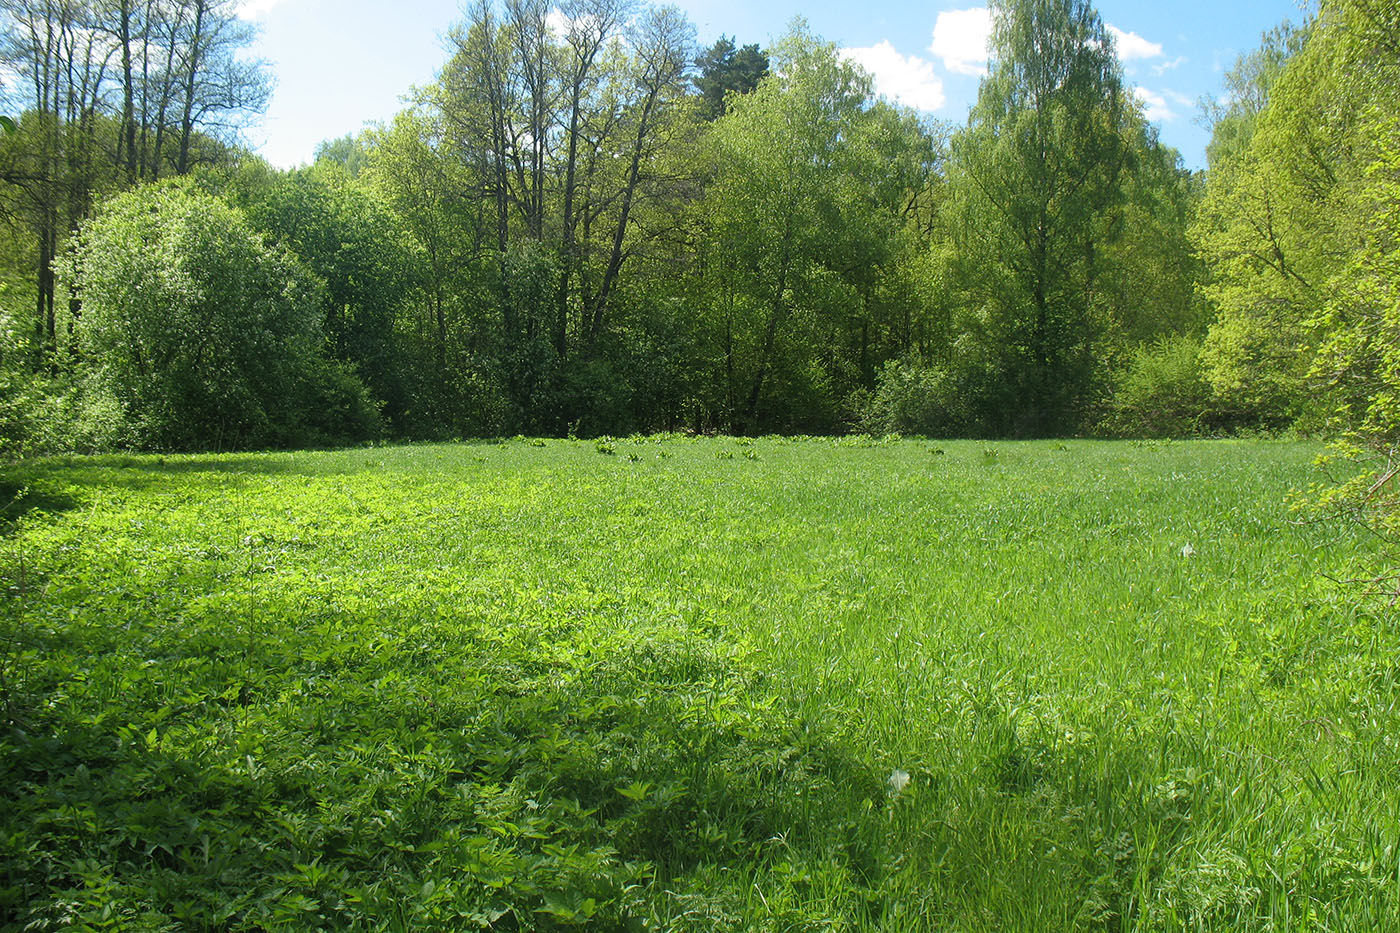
xmin=1 ymin=436 xmax=1396 ymax=931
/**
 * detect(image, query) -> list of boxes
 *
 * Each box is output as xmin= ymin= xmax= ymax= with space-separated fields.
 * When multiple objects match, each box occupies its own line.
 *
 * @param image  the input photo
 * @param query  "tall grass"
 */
xmin=1 ymin=437 xmax=1393 ymax=930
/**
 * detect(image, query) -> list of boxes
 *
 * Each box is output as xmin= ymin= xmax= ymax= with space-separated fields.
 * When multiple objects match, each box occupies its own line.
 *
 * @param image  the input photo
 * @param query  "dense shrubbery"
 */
xmin=1101 ymin=337 xmax=1222 ymax=437
xmin=63 ymin=184 xmax=379 ymax=451
xmin=856 ymin=360 xmax=971 ymax=437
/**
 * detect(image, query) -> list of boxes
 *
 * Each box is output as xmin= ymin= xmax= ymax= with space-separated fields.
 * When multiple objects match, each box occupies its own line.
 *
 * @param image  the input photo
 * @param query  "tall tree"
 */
xmin=172 ymin=0 xmax=267 ymax=175
xmin=692 ymin=35 xmax=767 ymax=119
xmin=582 ymin=4 xmax=693 ymax=348
xmin=247 ymin=167 xmax=416 ymax=426
xmin=555 ymin=0 xmax=629 ymax=358
xmin=700 ymin=25 xmax=932 ymax=432
xmin=363 ymin=108 xmax=502 ymax=435
xmin=1262 ymin=0 xmax=1400 ymax=596
xmin=1194 ymin=15 xmax=1329 ymax=426
xmin=435 ymin=0 xmax=700 ymax=429
xmin=0 ymin=0 xmax=117 ymax=352
xmin=946 ymin=0 xmax=1133 ymax=435
xmin=0 ymin=0 xmax=268 ymax=357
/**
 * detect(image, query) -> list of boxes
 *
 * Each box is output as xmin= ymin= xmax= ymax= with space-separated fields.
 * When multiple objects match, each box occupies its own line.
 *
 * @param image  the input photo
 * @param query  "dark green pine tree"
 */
xmin=693 ymin=36 xmax=770 ymax=119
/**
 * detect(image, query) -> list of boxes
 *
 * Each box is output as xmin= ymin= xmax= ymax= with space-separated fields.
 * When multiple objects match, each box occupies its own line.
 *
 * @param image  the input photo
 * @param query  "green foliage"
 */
xmin=1193 ymin=12 xmax=1343 ymax=429
xmin=0 ymin=0 xmax=1334 ymax=453
xmin=246 ymin=168 xmax=416 ymax=426
xmin=0 ymin=438 xmax=1391 ymax=929
xmin=945 ymin=0 xmax=1135 ymax=436
xmin=692 ymin=35 xmax=769 ymax=119
xmin=64 ymin=183 xmax=373 ymax=451
xmin=1100 ymin=336 xmax=1227 ymax=437
xmin=1101 ymin=132 xmax=1209 ymax=346
xmin=361 ymin=109 xmax=507 ymax=439
xmin=700 ymin=24 xmax=935 ymax=433
xmin=1286 ymin=0 xmax=1400 ymax=598
xmin=27 ymin=371 xmax=139 ymax=455
xmin=314 ymin=133 xmax=371 ymax=178
xmin=857 ymin=359 xmax=971 ymax=437
xmin=1198 ymin=21 xmax=1308 ymax=168
xmin=293 ymin=357 xmax=384 ymax=448
xmin=1189 ymin=0 xmax=1400 ymax=595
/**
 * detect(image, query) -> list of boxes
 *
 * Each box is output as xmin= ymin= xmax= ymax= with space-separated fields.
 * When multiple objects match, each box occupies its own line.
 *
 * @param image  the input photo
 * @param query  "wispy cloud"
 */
xmin=929 ymin=8 xmax=992 ymax=77
xmin=1108 ymin=25 xmax=1164 ymax=61
xmin=842 ymin=41 xmax=946 ymax=111
xmin=1135 ymin=87 xmax=1172 ymax=121
xmin=1153 ymin=55 xmax=1188 ymax=75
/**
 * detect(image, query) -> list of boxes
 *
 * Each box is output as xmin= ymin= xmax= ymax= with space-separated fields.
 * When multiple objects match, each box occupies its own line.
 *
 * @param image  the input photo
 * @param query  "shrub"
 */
xmin=857 ymin=359 xmax=971 ymax=437
xmin=64 ymin=183 xmax=375 ymax=451
xmin=1102 ymin=336 xmax=1215 ymax=437
xmin=291 ymin=358 xmax=383 ymax=447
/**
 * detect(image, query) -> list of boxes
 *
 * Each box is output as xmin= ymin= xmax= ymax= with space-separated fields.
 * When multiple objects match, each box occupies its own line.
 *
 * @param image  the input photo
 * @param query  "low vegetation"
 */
xmin=3 ymin=437 xmax=1395 ymax=930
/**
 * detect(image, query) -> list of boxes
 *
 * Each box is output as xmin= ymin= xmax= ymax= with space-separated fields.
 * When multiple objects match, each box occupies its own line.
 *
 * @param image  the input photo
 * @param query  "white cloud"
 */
xmin=929 ymin=8 xmax=992 ymax=77
xmin=236 ymin=0 xmax=288 ymax=19
xmin=1108 ymin=25 xmax=1163 ymax=61
xmin=842 ymin=41 xmax=946 ymax=111
xmin=1153 ymin=55 xmax=1187 ymax=75
xmin=546 ymin=9 xmax=571 ymax=39
xmin=545 ymin=9 xmax=611 ymax=43
xmin=1134 ymin=86 xmax=1178 ymax=122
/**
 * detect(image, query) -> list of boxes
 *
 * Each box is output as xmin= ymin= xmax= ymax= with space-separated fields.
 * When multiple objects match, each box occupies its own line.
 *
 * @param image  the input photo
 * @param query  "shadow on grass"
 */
xmin=0 ymin=478 xmax=81 ymax=533
xmin=0 ymin=456 xmax=300 ymax=532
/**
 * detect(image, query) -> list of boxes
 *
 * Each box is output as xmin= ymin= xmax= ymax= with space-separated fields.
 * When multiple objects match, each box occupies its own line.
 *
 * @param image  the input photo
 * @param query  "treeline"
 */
xmin=0 ymin=0 xmax=1396 ymax=453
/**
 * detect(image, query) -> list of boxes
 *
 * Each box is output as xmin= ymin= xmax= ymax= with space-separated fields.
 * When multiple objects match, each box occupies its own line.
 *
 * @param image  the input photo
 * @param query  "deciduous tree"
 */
xmin=946 ymin=0 xmax=1133 ymax=435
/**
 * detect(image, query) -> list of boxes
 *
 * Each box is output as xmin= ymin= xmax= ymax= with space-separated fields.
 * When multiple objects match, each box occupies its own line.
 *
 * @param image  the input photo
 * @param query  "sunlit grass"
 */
xmin=2 ymin=437 xmax=1395 ymax=930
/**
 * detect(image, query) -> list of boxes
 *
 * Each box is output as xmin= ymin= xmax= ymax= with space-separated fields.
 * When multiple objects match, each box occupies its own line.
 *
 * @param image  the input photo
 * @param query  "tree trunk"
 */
xmin=176 ymin=0 xmax=207 ymax=175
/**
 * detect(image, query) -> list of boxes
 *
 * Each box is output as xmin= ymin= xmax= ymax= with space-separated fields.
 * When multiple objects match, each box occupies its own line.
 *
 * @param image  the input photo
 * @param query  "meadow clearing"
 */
xmin=1 ymin=436 xmax=1396 ymax=931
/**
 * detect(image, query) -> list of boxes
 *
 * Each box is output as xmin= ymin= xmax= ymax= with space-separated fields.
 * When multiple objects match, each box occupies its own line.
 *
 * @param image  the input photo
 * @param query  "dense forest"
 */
xmin=0 ymin=0 xmax=1396 ymax=453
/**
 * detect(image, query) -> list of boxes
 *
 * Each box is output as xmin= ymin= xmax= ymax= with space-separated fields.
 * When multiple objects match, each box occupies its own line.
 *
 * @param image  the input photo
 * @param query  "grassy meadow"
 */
xmin=1 ymin=436 xmax=1397 ymax=931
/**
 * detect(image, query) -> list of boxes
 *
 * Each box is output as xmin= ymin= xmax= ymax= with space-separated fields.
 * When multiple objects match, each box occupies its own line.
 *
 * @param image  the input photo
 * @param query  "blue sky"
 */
xmin=238 ymin=0 xmax=1309 ymax=171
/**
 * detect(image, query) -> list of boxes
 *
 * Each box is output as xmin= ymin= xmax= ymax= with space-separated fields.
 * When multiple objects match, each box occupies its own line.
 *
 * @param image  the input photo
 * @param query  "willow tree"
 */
xmin=947 ymin=0 xmax=1132 ymax=436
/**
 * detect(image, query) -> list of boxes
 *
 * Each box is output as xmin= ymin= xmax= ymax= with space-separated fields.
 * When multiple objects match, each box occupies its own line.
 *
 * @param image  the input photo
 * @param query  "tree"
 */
xmin=430 ymin=0 xmax=702 ymax=431
xmin=554 ymin=0 xmax=630 ymax=359
xmin=0 ymin=0 xmax=119 ymax=354
xmin=946 ymin=0 xmax=1134 ymax=436
xmin=582 ymin=5 xmax=693 ymax=348
xmin=699 ymin=24 xmax=933 ymax=432
xmin=1284 ymin=0 xmax=1400 ymax=596
xmin=1193 ymin=20 xmax=1317 ymax=426
xmin=314 ymin=133 xmax=371 ymax=178
xmin=66 ymin=183 xmax=376 ymax=450
xmin=693 ymin=35 xmax=767 ymax=119
xmin=0 ymin=0 xmax=269 ymax=359
xmin=247 ymin=167 xmax=416 ymax=428
xmin=364 ymin=110 xmax=482 ymax=372
xmin=171 ymin=0 xmax=268 ymax=176
xmin=1197 ymin=21 xmax=1307 ymax=168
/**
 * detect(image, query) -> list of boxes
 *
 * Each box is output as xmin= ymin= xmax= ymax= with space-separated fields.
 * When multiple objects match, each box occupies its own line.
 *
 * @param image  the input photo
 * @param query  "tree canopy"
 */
xmin=0 ymin=0 xmax=1392 ymax=457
